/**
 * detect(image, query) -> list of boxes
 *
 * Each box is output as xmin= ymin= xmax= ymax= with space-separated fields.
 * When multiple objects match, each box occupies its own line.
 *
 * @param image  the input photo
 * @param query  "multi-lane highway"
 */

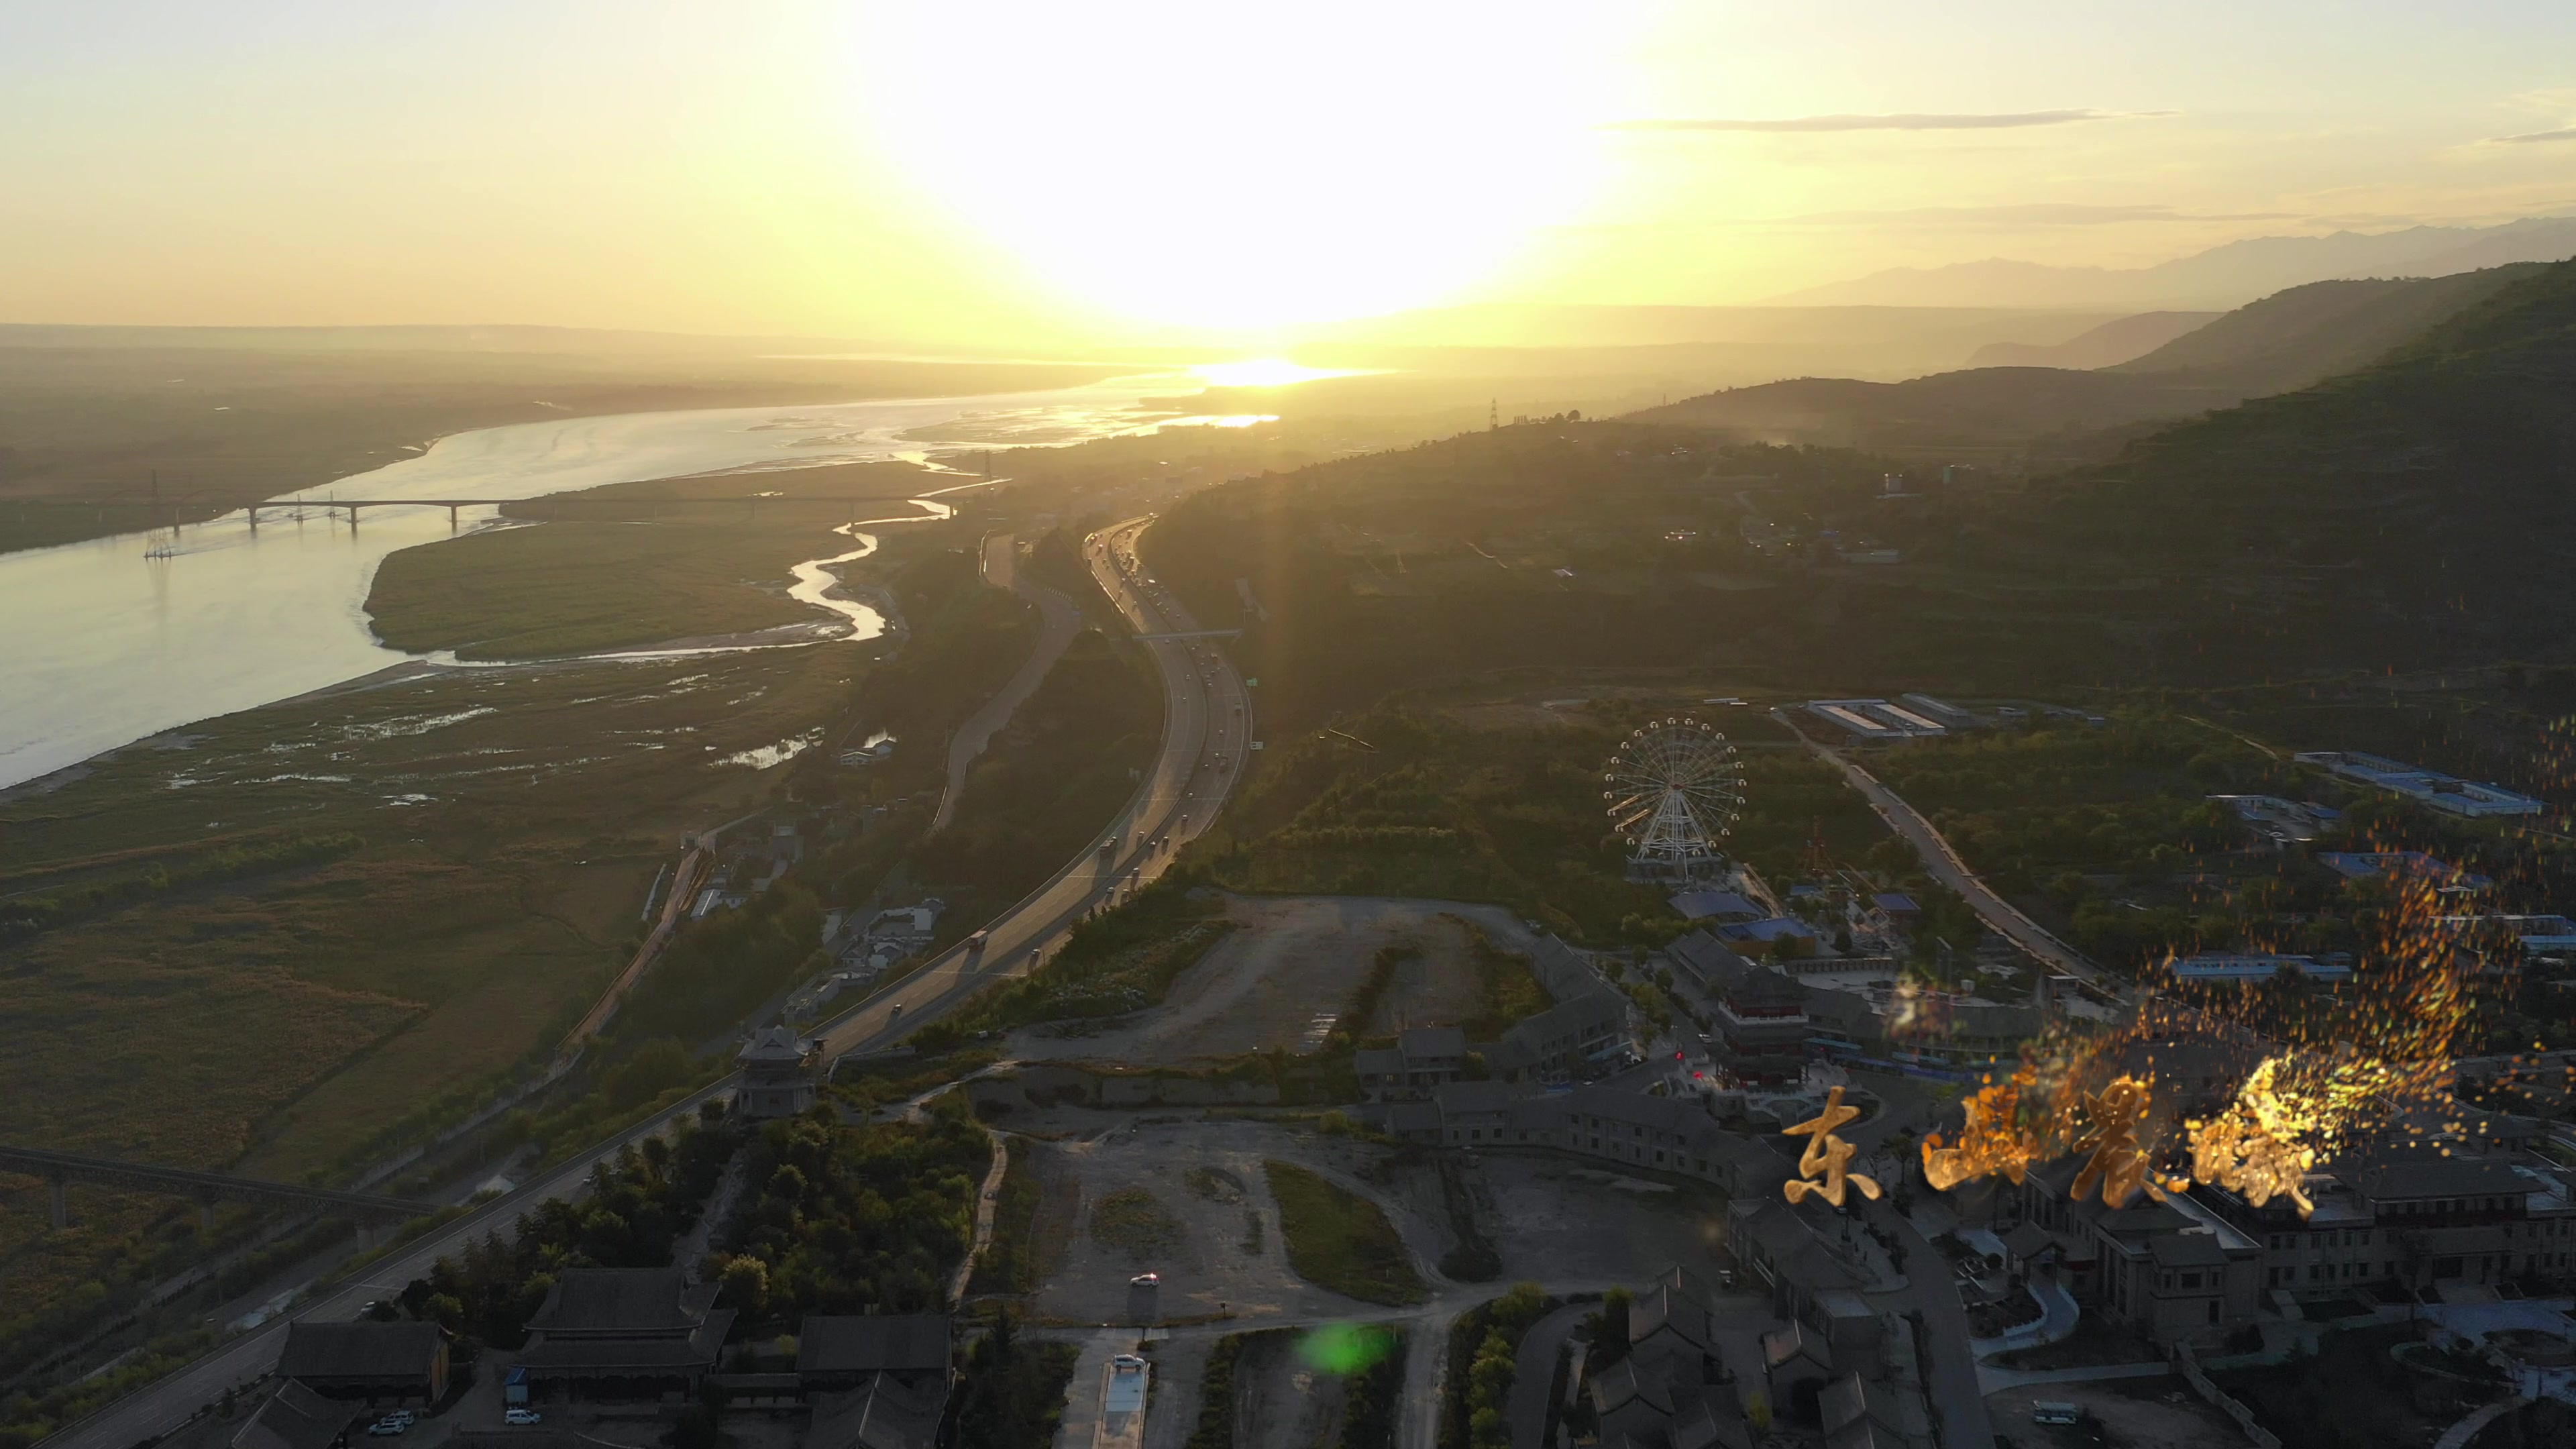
xmin=48 ymin=516 xmax=1247 ymax=1449
xmin=810 ymin=516 xmax=1249 ymax=1061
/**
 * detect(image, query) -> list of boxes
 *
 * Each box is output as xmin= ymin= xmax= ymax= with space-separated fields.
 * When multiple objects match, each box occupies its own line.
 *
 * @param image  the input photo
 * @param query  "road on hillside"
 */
xmin=932 ymin=531 xmax=1085 ymax=831
xmin=1786 ymin=717 xmax=2108 ymax=988
xmin=812 ymin=515 xmax=1248 ymax=1060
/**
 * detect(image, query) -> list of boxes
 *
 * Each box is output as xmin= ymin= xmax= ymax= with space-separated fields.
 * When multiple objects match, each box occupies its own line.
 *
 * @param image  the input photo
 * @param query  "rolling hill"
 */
xmin=1965 ymin=311 xmax=2219 ymax=370
xmin=1623 ymin=264 xmax=2549 ymax=460
xmin=1976 ymin=256 xmax=2576 ymax=669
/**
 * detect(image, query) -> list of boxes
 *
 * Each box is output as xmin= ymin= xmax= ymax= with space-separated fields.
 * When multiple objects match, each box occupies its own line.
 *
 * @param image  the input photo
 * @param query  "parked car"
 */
xmin=366 ymin=1419 xmax=408 ymax=1437
xmin=504 ymin=1409 xmax=544 ymax=1426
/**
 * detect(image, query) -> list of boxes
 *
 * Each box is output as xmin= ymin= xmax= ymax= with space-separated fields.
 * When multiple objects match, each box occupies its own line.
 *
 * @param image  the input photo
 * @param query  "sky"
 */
xmin=3 ymin=0 xmax=2573 ymax=345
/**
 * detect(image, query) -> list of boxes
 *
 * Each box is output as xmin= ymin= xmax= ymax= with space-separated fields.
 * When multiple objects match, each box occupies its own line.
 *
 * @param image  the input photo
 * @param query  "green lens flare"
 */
xmin=1297 ymin=1322 xmax=1396 ymax=1376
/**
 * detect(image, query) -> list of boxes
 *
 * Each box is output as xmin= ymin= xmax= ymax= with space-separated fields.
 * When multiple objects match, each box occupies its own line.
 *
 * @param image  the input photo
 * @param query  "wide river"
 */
xmin=0 ymin=374 xmax=1227 ymax=792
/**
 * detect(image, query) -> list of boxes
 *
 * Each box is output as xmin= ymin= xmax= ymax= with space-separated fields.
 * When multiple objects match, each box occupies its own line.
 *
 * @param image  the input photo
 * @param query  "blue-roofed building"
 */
xmin=2439 ymin=914 xmax=2576 ymax=958
xmin=1870 ymin=892 xmax=1921 ymax=920
xmin=2294 ymin=751 xmax=2546 ymax=818
xmin=2316 ymin=851 xmax=2493 ymax=891
xmin=1717 ymin=917 xmax=1820 ymax=947
xmin=2167 ymin=953 xmax=2351 ymax=983
xmin=1668 ymin=888 xmax=1763 ymax=922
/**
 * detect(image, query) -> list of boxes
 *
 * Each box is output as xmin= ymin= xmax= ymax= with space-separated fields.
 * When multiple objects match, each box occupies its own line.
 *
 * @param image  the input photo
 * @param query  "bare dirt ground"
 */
xmin=1474 ymin=1152 xmax=1732 ymax=1284
xmin=1006 ymin=896 xmax=1539 ymax=1067
xmin=1986 ymin=1379 xmax=2252 ymax=1449
xmin=1015 ymin=1106 xmax=1739 ymax=1327
xmin=1028 ymin=1114 xmax=1448 ymax=1328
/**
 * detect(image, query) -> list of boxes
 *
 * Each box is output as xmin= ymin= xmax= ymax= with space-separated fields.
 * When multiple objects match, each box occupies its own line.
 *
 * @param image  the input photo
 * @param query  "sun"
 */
xmin=847 ymin=2 xmax=1637 ymax=334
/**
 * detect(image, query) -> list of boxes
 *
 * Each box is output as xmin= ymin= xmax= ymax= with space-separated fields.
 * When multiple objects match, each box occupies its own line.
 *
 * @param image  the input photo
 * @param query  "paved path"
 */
xmin=934 ymin=531 xmax=1085 ymax=831
xmin=1399 ymin=1305 xmax=1454 ymax=1449
xmin=1976 ymin=1361 xmax=2172 ymax=1391
xmin=2437 ymin=1395 xmax=2529 ymax=1449
xmin=1790 ymin=722 xmax=2108 ymax=989
xmin=1869 ymin=1197 xmax=1998 ymax=1449
xmin=1055 ymin=1330 xmax=1136 ymax=1449
xmin=1507 ymin=1302 xmax=1590 ymax=1449
xmin=951 ymin=1130 xmax=1012 ymax=1306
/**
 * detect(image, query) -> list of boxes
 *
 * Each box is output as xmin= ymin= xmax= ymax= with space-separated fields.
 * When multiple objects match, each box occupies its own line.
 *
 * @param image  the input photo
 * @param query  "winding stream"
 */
xmin=0 ymin=375 xmax=1224 ymax=792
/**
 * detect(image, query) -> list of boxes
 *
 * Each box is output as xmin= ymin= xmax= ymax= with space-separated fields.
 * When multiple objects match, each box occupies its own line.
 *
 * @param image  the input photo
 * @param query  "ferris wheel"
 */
xmin=1602 ymin=718 xmax=1743 ymax=878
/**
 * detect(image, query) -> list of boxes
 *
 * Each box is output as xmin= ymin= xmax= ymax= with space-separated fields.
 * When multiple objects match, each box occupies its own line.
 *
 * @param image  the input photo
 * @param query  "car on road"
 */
xmin=1130 ymin=1271 xmax=1159 ymax=1287
xmin=367 ymin=1419 xmax=408 ymax=1437
xmin=888 ymin=1003 xmax=904 ymax=1022
xmin=504 ymin=1410 xmax=543 ymax=1427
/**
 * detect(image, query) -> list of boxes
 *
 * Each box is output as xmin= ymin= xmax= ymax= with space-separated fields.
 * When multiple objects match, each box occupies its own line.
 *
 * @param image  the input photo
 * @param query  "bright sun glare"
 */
xmin=851 ymin=2 xmax=1634 ymax=333
xmin=1192 ymin=359 xmax=1356 ymax=388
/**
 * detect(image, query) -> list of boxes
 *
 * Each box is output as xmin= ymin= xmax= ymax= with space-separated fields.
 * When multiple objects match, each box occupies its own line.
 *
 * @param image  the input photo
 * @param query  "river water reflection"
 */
xmin=0 ymin=376 xmax=1205 ymax=792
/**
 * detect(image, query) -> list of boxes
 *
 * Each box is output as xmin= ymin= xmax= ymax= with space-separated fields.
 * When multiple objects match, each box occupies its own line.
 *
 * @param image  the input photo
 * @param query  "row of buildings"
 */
xmin=1584 ymin=1263 xmax=1935 ymax=1449
xmin=1667 ymin=929 xmax=2045 ymax=1083
xmin=1998 ymin=1108 xmax=2576 ymax=1343
xmin=239 ymin=1271 xmax=956 ymax=1449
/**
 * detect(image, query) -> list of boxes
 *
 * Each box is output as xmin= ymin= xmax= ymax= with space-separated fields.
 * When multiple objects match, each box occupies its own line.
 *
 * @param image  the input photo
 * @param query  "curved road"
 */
xmin=811 ymin=515 xmax=1246 ymax=1059
xmin=48 ymin=516 xmax=1246 ymax=1449
xmin=1784 ymin=714 xmax=2108 ymax=990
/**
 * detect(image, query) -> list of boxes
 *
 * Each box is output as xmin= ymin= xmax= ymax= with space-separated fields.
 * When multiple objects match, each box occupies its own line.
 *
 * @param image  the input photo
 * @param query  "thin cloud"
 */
xmin=2493 ymin=125 xmax=2576 ymax=144
xmin=1778 ymin=203 xmax=2302 ymax=226
xmin=1605 ymin=109 xmax=2175 ymax=133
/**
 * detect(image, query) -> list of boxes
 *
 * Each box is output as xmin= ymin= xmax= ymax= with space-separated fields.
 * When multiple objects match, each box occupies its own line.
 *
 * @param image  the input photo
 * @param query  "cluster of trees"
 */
xmin=402 ymin=1113 xmax=741 ymax=1350
xmin=953 ymin=1314 xmax=1079 ymax=1449
xmin=1199 ymin=706 xmax=1687 ymax=945
xmin=1441 ymin=1283 xmax=1553 ymax=1449
xmin=710 ymin=1093 xmax=987 ymax=1332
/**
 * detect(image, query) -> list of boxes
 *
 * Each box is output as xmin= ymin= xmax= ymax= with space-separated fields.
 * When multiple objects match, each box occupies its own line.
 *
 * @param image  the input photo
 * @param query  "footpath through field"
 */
xmin=934 ymin=531 xmax=1085 ymax=831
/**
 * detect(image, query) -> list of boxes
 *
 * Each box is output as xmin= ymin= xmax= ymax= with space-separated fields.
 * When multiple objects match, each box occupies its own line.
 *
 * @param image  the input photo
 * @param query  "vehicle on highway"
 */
xmin=504 ymin=1410 xmax=543 ymax=1427
xmin=888 ymin=1003 xmax=904 ymax=1022
xmin=965 ymin=929 xmax=989 ymax=956
xmin=1130 ymin=1271 xmax=1159 ymax=1287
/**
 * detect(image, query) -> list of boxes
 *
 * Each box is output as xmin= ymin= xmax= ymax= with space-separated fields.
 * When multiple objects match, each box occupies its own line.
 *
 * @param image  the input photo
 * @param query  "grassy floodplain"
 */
xmin=0 ymin=463 xmax=1019 ymax=1397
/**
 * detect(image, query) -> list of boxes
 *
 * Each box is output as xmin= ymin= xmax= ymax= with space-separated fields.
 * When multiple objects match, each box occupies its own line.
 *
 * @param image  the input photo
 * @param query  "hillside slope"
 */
xmin=1967 ymin=311 xmax=2220 ymax=370
xmin=2110 ymin=266 xmax=2545 ymax=393
xmin=1626 ymin=266 xmax=2546 ymax=459
xmin=1986 ymin=257 xmax=2576 ymax=665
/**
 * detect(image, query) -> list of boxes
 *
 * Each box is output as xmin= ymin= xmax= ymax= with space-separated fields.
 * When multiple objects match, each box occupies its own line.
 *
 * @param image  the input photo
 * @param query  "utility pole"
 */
xmin=1489 ymin=398 xmax=1497 ymax=431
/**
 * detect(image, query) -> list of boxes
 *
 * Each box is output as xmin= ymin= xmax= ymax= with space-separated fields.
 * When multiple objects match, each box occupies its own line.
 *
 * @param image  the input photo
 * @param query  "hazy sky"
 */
xmin=4 ymin=0 xmax=2573 ymax=341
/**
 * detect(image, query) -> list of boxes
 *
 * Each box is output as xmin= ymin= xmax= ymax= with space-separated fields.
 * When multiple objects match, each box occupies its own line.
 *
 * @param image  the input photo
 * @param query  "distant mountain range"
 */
xmin=1965 ymin=312 xmax=2218 ymax=369
xmin=1624 ymin=264 xmax=2547 ymax=458
xmin=1773 ymin=217 xmax=2576 ymax=310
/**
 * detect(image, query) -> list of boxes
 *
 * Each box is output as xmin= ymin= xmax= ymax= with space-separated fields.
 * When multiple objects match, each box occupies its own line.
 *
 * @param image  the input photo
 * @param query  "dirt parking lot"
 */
xmin=1006 ymin=896 xmax=1540 ymax=1067
xmin=1028 ymin=1115 xmax=1446 ymax=1327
